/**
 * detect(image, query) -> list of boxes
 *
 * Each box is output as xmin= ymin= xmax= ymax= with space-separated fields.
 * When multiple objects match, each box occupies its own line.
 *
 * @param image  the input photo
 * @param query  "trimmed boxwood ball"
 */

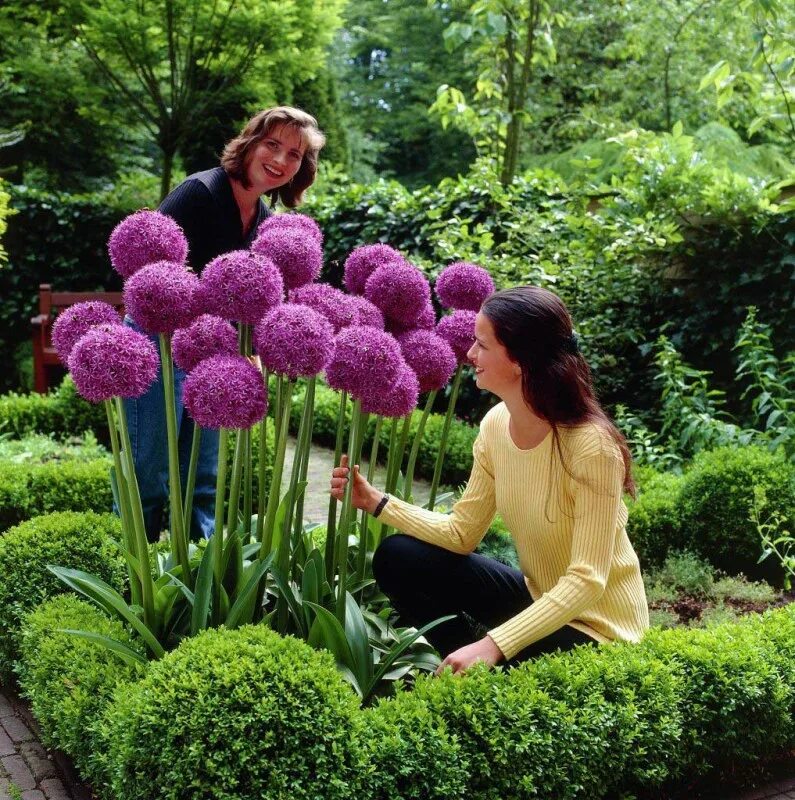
xmin=678 ymin=445 xmax=795 ymax=577
xmin=16 ymin=594 xmax=145 ymax=789
xmin=0 ymin=511 xmax=126 ymax=682
xmin=102 ymin=625 xmax=362 ymax=800
xmin=626 ymin=469 xmax=685 ymax=568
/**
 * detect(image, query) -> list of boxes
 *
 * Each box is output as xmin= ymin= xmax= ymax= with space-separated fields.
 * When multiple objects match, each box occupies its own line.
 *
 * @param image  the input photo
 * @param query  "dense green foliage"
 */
xmin=0 ymin=511 xmax=126 ymax=682
xmin=626 ymin=470 xmax=685 ymax=568
xmin=16 ymin=594 xmax=145 ymax=787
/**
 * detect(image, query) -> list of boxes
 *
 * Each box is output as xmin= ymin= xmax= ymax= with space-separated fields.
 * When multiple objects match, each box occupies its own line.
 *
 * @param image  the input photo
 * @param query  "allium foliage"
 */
xmin=289 ymin=284 xmax=358 ymax=333
xmin=254 ymin=303 xmax=334 ymax=380
xmin=172 ymin=315 xmax=238 ymax=373
xmin=398 ymin=329 xmax=457 ymax=392
xmin=123 ymin=262 xmax=199 ymax=335
xmin=256 ymin=213 xmax=323 ymax=244
xmin=436 ymin=310 xmax=477 ymax=363
xmin=365 ymin=261 xmax=431 ymax=325
xmin=200 ymin=250 xmax=284 ymax=324
xmin=67 ymin=324 xmax=159 ymax=402
xmin=361 ymin=363 xmax=419 ymax=418
xmin=108 ymin=210 xmax=188 ymax=278
xmin=343 ymin=244 xmax=405 ymax=295
xmin=52 ymin=301 xmax=121 ymax=364
xmin=183 ymin=355 xmax=267 ymax=430
xmin=435 ymin=262 xmax=494 ymax=311
xmin=325 ymin=326 xmax=403 ymax=400
xmin=251 ymin=227 xmax=323 ymax=290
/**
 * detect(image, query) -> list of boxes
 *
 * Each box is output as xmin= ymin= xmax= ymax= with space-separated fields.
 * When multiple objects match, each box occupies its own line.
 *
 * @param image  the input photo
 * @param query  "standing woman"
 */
xmin=330 ymin=286 xmax=649 ymax=672
xmin=126 ymin=106 xmax=325 ymax=541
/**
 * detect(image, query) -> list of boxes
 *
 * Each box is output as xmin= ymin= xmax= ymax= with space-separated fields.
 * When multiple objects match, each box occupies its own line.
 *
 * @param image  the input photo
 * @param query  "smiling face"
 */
xmin=245 ymin=124 xmax=306 ymax=194
xmin=467 ymin=312 xmax=522 ymax=400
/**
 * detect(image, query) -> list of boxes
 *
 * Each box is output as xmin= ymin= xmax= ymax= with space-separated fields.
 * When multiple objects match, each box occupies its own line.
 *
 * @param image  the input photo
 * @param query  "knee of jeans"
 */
xmin=372 ymin=534 xmax=415 ymax=590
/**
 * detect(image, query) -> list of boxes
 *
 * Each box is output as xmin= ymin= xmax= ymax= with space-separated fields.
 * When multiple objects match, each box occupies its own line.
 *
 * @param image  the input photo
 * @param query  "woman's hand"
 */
xmin=330 ymin=454 xmax=383 ymax=514
xmin=435 ymin=635 xmax=504 ymax=676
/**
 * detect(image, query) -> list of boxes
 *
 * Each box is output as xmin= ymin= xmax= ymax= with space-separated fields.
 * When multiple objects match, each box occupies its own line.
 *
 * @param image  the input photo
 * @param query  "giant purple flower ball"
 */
xmin=365 ymin=261 xmax=431 ymax=326
xmin=200 ymin=250 xmax=284 ymax=324
xmin=436 ymin=310 xmax=477 ymax=363
xmin=386 ymin=302 xmax=436 ymax=337
xmin=51 ymin=301 xmax=122 ymax=364
xmin=172 ymin=314 xmax=239 ymax=373
xmin=348 ymin=295 xmax=385 ymax=329
xmin=434 ymin=262 xmax=495 ymax=311
xmin=254 ymin=303 xmax=335 ymax=380
xmin=398 ymin=329 xmax=457 ymax=393
xmin=361 ymin=363 xmax=419 ymax=418
xmin=289 ymin=283 xmax=358 ymax=333
xmin=108 ymin=210 xmax=188 ymax=278
xmin=123 ymin=261 xmax=199 ymax=335
xmin=67 ymin=324 xmax=159 ymax=403
xmin=325 ymin=326 xmax=403 ymax=401
xmin=183 ymin=355 xmax=267 ymax=430
xmin=257 ymin=213 xmax=323 ymax=245
xmin=343 ymin=244 xmax=405 ymax=296
xmin=251 ymin=227 xmax=323 ymax=290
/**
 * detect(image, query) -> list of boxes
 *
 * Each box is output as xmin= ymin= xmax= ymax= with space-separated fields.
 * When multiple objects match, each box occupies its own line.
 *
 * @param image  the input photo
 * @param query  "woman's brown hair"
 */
xmin=221 ymin=106 xmax=325 ymax=207
xmin=481 ymin=285 xmax=635 ymax=497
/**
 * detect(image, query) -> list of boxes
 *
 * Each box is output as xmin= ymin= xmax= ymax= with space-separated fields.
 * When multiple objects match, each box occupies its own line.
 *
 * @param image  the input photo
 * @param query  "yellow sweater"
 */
xmin=378 ymin=402 xmax=649 ymax=660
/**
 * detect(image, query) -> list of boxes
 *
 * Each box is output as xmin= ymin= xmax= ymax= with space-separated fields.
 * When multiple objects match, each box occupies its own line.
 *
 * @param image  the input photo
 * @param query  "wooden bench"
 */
xmin=31 ymin=283 xmax=125 ymax=393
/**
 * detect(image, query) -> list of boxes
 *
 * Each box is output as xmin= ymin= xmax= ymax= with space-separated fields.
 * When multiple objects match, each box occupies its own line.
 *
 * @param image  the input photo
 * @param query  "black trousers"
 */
xmin=372 ymin=533 xmax=596 ymax=664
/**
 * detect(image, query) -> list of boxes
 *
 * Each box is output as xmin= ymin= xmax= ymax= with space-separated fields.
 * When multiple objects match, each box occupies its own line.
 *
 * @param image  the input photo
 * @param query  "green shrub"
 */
xmin=0 ymin=431 xmax=107 ymax=463
xmin=16 ymin=594 xmax=145 ymax=788
xmin=359 ymin=692 xmax=467 ymax=799
xmin=0 ymin=511 xmax=126 ymax=682
xmin=0 ymin=457 xmax=113 ymax=531
xmin=678 ymin=446 xmax=795 ymax=576
xmin=101 ymin=625 xmax=362 ymax=800
xmin=626 ymin=469 xmax=685 ymax=568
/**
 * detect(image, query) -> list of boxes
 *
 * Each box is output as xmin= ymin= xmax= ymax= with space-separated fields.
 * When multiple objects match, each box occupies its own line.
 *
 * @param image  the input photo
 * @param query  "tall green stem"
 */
xmin=158 ymin=334 xmax=189 ymax=584
xmin=377 ymin=418 xmax=399 ymax=548
xmin=292 ymin=377 xmax=316 ymax=552
xmin=183 ymin=423 xmax=201 ymax=535
xmin=356 ymin=415 xmax=382 ymax=584
xmin=325 ymin=390 xmax=348 ymax=583
xmin=226 ymin=431 xmax=245 ymax=537
xmin=213 ymin=429 xmax=229 ymax=618
xmin=241 ymin=325 xmax=253 ymax=538
xmin=428 ymin=364 xmax=465 ymax=510
xmin=404 ymin=391 xmax=437 ymax=502
xmin=256 ymin=369 xmax=270 ymax=542
xmin=115 ymin=397 xmax=155 ymax=630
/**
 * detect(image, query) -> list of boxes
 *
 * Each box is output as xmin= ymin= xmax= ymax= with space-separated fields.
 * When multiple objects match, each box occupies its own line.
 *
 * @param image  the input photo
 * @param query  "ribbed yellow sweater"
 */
xmin=378 ymin=402 xmax=649 ymax=660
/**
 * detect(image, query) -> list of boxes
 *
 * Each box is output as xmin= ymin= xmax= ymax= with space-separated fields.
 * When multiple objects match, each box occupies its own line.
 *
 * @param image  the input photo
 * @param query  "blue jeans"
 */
xmin=121 ymin=319 xmax=219 ymax=541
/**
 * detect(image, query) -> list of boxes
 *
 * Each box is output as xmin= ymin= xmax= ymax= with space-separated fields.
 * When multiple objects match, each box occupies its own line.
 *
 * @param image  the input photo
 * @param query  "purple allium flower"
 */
xmin=386 ymin=302 xmax=436 ymax=336
xmin=361 ymin=363 xmax=419 ymax=418
xmin=254 ymin=303 xmax=335 ymax=380
xmin=397 ymin=329 xmax=457 ymax=393
xmin=108 ymin=210 xmax=188 ymax=278
xmin=325 ymin=326 xmax=403 ymax=400
xmin=435 ymin=262 xmax=495 ymax=311
xmin=343 ymin=244 xmax=405 ymax=295
xmin=67 ymin=324 xmax=158 ymax=403
xmin=347 ymin=295 xmax=385 ymax=329
xmin=123 ymin=261 xmax=199 ymax=335
xmin=172 ymin=314 xmax=238 ymax=373
xmin=256 ymin=213 xmax=323 ymax=245
xmin=436 ymin=310 xmax=477 ymax=363
xmin=289 ymin=283 xmax=358 ymax=333
xmin=251 ymin=227 xmax=323 ymax=290
xmin=51 ymin=301 xmax=122 ymax=364
xmin=364 ymin=261 xmax=431 ymax=325
xmin=200 ymin=250 xmax=284 ymax=324
xmin=183 ymin=355 xmax=267 ymax=430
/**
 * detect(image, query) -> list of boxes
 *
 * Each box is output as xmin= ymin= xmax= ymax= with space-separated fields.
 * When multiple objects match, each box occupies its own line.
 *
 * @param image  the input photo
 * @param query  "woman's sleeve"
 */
xmin=376 ymin=434 xmax=496 ymax=554
xmin=488 ymin=448 xmax=623 ymax=660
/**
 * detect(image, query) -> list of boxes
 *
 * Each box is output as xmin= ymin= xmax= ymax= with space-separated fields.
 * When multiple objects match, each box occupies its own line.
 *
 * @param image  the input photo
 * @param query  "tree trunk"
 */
xmin=160 ymin=148 xmax=175 ymax=202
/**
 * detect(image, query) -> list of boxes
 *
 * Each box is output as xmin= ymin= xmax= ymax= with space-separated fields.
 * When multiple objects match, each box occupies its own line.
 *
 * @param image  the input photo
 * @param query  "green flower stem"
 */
xmin=241 ymin=325 xmax=253 ymax=537
xmin=115 ymin=396 xmax=156 ymax=630
xmin=325 ymin=390 xmax=348 ymax=583
xmin=428 ymin=364 xmax=464 ymax=510
xmin=394 ymin=414 xmax=412 ymax=495
xmin=105 ymin=400 xmax=141 ymax=608
xmin=213 ymin=428 xmax=229 ymax=610
xmin=356 ymin=414 xmax=382 ymax=584
xmin=226 ymin=430 xmax=245 ymax=537
xmin=377 ymin=418 xmax=399 ymax=548
xmin=404 ymin=390 xmax=437 ymax=502
xmin=255 ymin=369 xmax=270 ymax=543
xmin=335 ymin=399 xmax=366 ymax=623
xmin=182 ymin=423 xmax=202 ymax=535
xmin=158 ymin=334 xmax=190 ymax=586
xmin=291 ymin=377 xmax=317 ymax=562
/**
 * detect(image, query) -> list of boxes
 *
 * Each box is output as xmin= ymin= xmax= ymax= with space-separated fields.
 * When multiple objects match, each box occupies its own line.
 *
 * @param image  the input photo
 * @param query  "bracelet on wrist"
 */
xmin=372 ymin=494 xmax=390 ymax=518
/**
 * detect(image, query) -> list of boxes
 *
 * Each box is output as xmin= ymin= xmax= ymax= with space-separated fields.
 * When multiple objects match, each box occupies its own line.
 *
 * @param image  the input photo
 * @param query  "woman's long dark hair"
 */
xmin=481 ymin=286 xmax=635 ymax=497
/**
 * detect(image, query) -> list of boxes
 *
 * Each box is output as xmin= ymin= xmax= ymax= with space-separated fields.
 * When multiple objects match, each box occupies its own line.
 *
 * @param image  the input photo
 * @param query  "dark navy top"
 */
xmin=158 ymin=167 xmax=271 ymax=272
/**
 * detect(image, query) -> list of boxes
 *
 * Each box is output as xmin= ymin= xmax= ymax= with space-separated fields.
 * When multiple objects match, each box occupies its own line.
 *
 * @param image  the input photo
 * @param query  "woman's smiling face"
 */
xmin=467 ymin=312 xmax=522 ymax=399
xmin=245 ymin=124 xmax=306 ymax=193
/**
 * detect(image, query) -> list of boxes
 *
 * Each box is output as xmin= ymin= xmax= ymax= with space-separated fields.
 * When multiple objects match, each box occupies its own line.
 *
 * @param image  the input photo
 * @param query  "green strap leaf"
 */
xmin=191 ymin=543 xmax=215 ymax=635
xmin=225 ymin=554 xmax=274 ymax=630
xmin=58 ymin=629 xmax=147 ymax=667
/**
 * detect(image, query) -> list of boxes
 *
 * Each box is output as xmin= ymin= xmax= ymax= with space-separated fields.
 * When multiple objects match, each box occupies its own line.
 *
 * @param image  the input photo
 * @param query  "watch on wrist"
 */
xmin=372 ymin=494 xmax=390 ymax=518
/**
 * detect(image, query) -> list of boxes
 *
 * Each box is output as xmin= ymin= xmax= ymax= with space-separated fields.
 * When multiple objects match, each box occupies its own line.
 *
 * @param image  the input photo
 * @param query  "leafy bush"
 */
xmin=0 ymin=457 xmax=113 ymax=531
xmin=0 ymin=431 xmax=107 ymax=463
xmin=626 ymin=470 xmax=685 ymax=568
xmin=16 ymin=594 xmax=145 ymax=788
xmin=101 ymin=625 xmax=362 ymax=800
xmin=678 ymin=446 xmax=795 ymax=576
xmin=0 ymin=511 xmax=126 ymax=682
